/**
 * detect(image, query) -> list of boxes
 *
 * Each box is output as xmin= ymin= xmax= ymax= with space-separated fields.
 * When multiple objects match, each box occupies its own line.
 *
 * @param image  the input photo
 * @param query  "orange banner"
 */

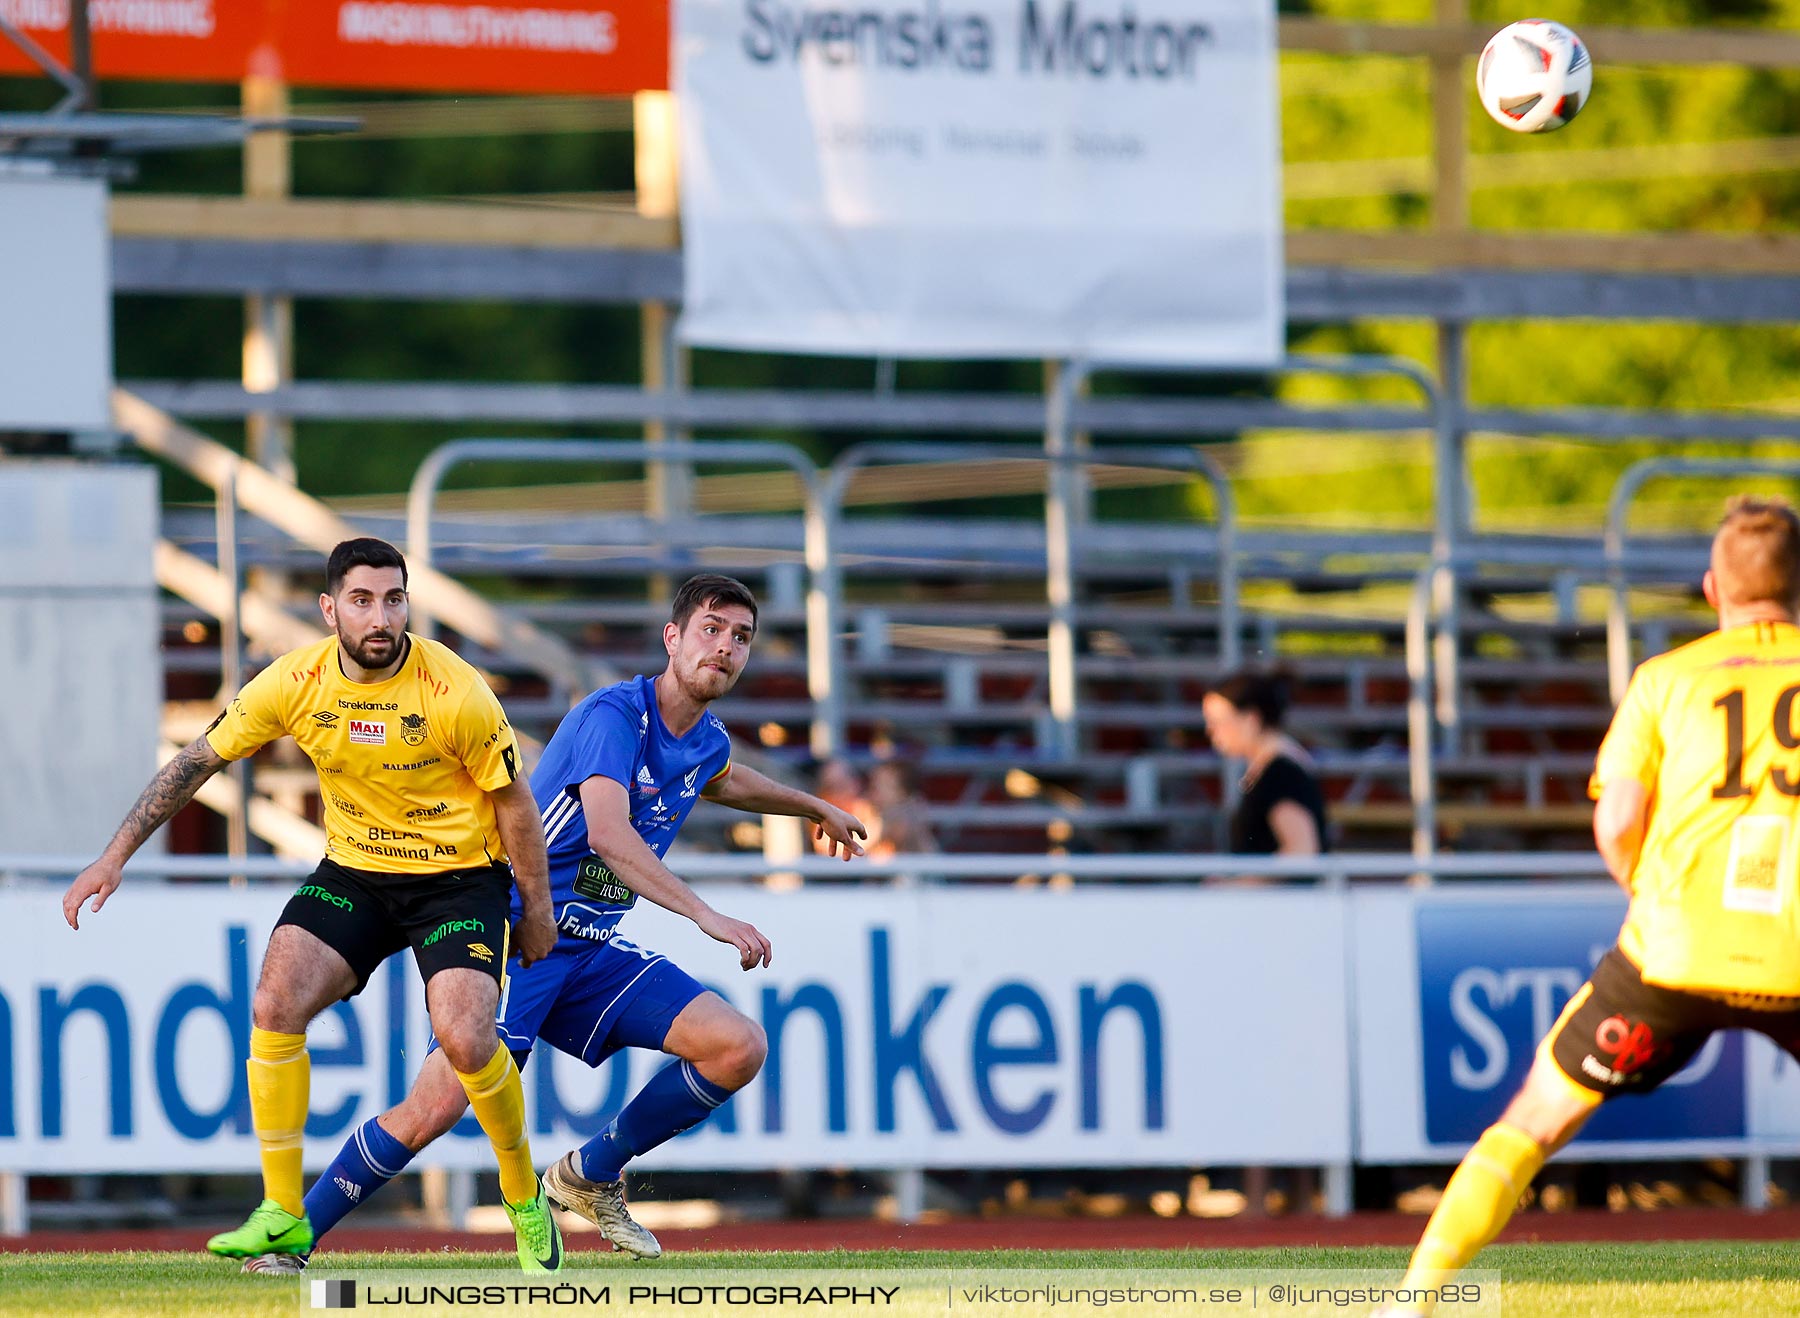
xmin=0 ymin=0 xmax=667 ymax=94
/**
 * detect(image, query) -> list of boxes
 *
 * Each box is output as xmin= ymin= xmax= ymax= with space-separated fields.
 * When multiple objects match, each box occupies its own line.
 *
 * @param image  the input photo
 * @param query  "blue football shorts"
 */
xmin=433 ymin=935 xmax=707 ymax=1070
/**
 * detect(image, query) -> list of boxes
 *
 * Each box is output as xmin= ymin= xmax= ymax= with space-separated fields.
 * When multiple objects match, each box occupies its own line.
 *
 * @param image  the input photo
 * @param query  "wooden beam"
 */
xmin=156 ymin=737 xmax=328 ymax=859
xmin=1428 ymin=0 xmax=1467 ymax=232
xmin=112 ymin=198 xmax=1799 ymax=275
xmin=120 ymin=389 xmax=611 ymax=695
xmin=633 ymin=91 xmax=679 ymax=222
xmin=1333 ymin=801 xmax=1593 ymax=830
xmin=1288 ymin=136 xmax=1800 ymax=200
xmin=308 ymin=94 xmax=634 ymax=139
xmin=242 ymin=71 xmax=296 ymax=491
xmin=1281 ymin=16 xmax=1800 ymax=68
xmin=325 ymin=460 xmax=1187 ymax=521
xmin=153 ymin=541 xmax=320 ymax=655
xmin=1287 ymin=228 xmax=1800 ymax=276
xmin=110 ymin=194 xmax=677 ymax=250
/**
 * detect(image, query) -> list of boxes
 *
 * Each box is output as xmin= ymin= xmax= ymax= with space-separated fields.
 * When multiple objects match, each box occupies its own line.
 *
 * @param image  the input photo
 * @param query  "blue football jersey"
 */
xmin=514 ymin=675 xmax=732 ymax=949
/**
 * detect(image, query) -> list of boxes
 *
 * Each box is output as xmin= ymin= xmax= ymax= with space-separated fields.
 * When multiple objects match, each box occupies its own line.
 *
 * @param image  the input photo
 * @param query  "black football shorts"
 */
xmin=1548 ymin=945 xmax=1800 ymax=1095
xmin=276 ymin=857 xmax=512 ymax=995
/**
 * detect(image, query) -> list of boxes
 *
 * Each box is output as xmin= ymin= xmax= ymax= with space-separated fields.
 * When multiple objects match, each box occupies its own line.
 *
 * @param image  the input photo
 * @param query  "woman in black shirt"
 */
xmin=1201 ymin=668 xmax=1330 ymax=859
xmin=1201 ymin=667 xmax=1330 ymax=1217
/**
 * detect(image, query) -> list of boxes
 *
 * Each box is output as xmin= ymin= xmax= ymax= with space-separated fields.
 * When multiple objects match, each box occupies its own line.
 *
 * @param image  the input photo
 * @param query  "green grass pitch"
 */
xmin=5 ymin=1244 xmax=1800 ymax=1317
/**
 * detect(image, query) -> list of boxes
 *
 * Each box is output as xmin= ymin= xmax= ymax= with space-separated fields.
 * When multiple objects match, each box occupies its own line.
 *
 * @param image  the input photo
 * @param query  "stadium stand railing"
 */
xmin=128 ymin=381 xmax=1758 ymax=866
xmin=148 ymin=535 xmax=1656 ymax=862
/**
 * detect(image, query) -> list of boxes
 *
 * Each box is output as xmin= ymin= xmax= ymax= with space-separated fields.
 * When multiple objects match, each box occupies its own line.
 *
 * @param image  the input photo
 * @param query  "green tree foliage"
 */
xmin=1251 ymin=0 xmax=1800 ymax=536
xmin=4 ymin=0 xmax=1799 ymax=531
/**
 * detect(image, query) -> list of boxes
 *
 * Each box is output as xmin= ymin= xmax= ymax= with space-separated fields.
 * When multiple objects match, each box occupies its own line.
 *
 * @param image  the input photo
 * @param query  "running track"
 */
xmin=7 ymin=1208 xmax=1800 ymax=1254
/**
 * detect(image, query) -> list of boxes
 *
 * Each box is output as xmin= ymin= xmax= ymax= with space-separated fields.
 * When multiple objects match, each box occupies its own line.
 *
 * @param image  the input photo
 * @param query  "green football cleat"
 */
xmin=504 ymin=1180 xmax=564 ymax=1274
xmin=206 ymin=1199 xmax=314 ymax=1258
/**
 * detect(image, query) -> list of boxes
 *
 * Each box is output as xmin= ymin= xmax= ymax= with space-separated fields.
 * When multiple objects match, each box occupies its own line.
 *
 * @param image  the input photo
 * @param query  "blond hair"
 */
xmin=1712 ymin=494 xmax=1800 ymax=611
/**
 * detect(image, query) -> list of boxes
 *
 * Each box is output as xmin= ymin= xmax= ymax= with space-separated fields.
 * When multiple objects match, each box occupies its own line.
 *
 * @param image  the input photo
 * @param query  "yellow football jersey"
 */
xmin=1593 ymin=619 xmax=1800 ymax=996
xmin=206 ymin=633 xmax=521 ymax=875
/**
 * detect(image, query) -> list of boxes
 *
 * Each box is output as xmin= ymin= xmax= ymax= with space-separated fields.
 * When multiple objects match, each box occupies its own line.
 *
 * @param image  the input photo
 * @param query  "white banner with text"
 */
xmin=676 ymin=0 xmax=1283 ymax=363
xmin=0 ymin=885 xmax=1346 ymax=1172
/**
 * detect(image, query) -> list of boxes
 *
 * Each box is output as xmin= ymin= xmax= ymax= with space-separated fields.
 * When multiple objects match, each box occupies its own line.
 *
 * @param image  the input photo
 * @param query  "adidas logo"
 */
xmin=334 ymin=1176 xmax=361 ymax=1201
xmin=636 ymin=765 xmax=659 ymax=795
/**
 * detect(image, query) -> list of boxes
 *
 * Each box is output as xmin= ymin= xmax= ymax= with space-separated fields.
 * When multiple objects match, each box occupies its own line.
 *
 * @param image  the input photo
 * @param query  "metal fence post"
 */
xmin=1406 ymin=569 xmax=1438 ymax=873
xmin=0 ymin=1173 xmax=25 ymax=1236
xmin=217 ymin=465 xmax=250 ymax=882
xmin=1045 ymin=361 xmax=1083 ymax=760
xmin=1742 ymin=1153 xmax=1770 ymax=1211
xmin=892 ymin=1167 xmax=925 ymax=1223
xmin=802 ymin=470 xmax=842 ymax=759
xmin=1431 ymin=325 xmax=1467 ymax=754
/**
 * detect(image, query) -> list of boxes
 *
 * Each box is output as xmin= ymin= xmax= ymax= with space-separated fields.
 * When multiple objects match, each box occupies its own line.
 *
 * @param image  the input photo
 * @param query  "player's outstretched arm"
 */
xmin=63 ymin=735 xmax=230 ymax=930
xmin=702 ymin=763 xmax=868 ymax=861
xmin=487 ymin=776 xmax=557 ymax=967
xmin=579 ymin=775 xmax=773 ymax=970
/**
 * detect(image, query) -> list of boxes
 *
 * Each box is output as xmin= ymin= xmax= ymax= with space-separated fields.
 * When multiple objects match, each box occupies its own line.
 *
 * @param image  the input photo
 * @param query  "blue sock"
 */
xmin=579 ymin=1060 xmax=731 ymax=1182
xmin=303 ymin=1116 xmax=416 ymax=1246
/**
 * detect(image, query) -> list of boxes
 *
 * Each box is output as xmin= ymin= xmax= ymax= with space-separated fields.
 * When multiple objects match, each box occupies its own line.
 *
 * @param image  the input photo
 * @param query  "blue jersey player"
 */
xmin=246 ymin=574 xmax=866 ymax=1271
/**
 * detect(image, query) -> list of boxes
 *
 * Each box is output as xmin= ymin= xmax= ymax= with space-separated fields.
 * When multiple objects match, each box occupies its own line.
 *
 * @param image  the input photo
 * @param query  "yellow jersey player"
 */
xmin=61 ymin=537 xmax=564 ymax=1273
xmin=1376 ymin=495 xmax=1800 ymax=1317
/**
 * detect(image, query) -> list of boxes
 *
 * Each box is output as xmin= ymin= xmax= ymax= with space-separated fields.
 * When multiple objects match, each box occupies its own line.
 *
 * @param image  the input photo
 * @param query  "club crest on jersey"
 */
xmin=400 ymin=712 xmax=429 ymax=746
xmin=349 ymin=719 xmax=386 ymax=745
xmin=635 ymin=764 xmax=659 ymax=796
xmin=680 ymin=766 xmax=702 ymax=799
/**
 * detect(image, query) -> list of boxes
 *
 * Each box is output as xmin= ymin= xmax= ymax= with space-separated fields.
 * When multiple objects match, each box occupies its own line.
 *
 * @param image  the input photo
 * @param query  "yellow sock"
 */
xmin=456 ymin=1043 xmax=537 ymax=1205
xmin=247 ymin=1027 xmax=309 ymax=1217
xmin=1401 ymin=1123 xmax=1545 ymax=1312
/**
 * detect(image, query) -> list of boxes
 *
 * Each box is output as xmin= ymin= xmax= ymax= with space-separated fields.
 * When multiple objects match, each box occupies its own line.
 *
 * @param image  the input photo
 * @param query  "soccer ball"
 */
xmin=1476 ymin=19 xmax=1592 ymax=133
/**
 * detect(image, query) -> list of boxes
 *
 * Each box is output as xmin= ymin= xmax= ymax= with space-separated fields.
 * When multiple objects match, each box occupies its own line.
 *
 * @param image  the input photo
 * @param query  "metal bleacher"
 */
xmin=137 ymin=376 xmax=1750 ymax=865
xmin=110 ymin=151 xmax=1800 ymax=869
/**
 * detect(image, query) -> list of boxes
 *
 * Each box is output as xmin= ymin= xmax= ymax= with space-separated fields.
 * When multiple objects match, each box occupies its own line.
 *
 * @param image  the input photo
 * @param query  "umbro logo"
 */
xmin=468 ymin=943 xmax=494 ymax=963
xmin=312 ymin=712 xmax=339 ymax=725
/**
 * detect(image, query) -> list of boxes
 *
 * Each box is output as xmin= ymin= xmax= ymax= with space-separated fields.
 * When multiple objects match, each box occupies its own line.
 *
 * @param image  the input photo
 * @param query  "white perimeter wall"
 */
xmin=0 ymin=463 xmax=161 ymax=857
xmin=7 ymin=879 xmax=1800 ymax=1174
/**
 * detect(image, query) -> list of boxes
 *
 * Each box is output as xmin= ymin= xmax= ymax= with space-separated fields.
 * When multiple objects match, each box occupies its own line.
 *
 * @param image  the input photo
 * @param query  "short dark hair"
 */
xmin=671 ymin=573 xmax=758 ymax=631
xmin=1207 ymin=667 xmax=1292 ymax=729
xmin=326 ymin=538 xmax=408 ymax=594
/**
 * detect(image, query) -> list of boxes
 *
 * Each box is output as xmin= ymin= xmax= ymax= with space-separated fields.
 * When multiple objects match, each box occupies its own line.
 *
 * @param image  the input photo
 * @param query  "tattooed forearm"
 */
xmin=104 ymin=737 xmax=227 ymax=860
